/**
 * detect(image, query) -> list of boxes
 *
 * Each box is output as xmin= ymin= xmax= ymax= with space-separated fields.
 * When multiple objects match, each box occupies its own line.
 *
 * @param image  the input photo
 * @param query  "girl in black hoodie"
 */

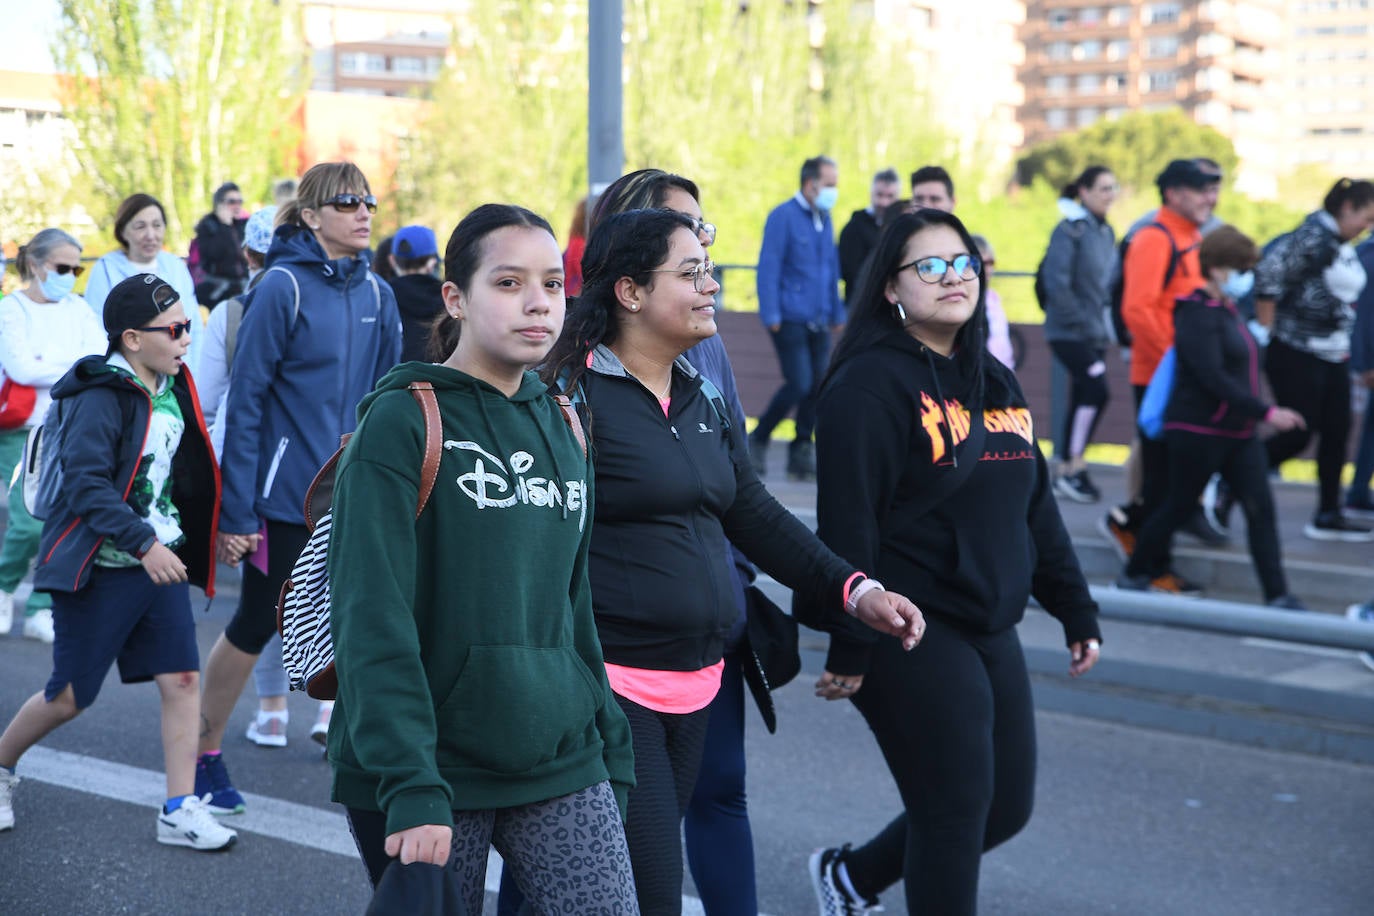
xmin=805 ymin=209 xmax=1103 ymax=915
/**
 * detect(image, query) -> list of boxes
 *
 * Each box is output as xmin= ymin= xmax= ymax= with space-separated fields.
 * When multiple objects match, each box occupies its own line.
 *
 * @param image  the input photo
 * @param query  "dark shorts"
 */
xmin=224 ymin=520 xmax=310 ymax=655
xmin=46 ymin=565 xmax=199 ymax=709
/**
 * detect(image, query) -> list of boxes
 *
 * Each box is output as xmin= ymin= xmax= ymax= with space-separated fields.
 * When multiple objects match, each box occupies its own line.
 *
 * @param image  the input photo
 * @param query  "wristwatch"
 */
xmin=845 ymin=577 xmax=886 ymax=616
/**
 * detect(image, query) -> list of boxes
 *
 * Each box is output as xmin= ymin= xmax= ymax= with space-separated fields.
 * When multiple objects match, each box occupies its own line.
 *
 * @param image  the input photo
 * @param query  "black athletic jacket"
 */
xmin=576 ymin=346 xmax=854 ymax=671
xmin=1164 ymin=289 xmax=1270 ymax=438
xmin=812 ymin=328 xmax=1101 ymax=676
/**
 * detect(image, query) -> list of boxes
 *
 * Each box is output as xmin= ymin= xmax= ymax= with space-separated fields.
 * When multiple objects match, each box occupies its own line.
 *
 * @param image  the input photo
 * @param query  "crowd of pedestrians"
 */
xmin=0 ymin=147 xmax=1370 ymax=915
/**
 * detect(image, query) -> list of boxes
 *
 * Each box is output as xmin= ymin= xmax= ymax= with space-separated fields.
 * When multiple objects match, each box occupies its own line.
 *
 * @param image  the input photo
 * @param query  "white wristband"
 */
xmin=845 ymin=578 xmax=885 ymax=616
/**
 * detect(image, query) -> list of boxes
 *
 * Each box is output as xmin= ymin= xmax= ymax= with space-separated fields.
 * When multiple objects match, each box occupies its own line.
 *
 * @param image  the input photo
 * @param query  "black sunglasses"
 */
xmin=50 ymin=263 xmax=86 ymax=277
xmin=321 ymin=193 xmax=378 ymax=214
xmin=138 ymin=320 xmax=194 ymax=340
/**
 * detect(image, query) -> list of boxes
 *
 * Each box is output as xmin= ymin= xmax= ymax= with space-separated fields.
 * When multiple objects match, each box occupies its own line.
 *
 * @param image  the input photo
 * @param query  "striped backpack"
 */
xmin=276 ymin=382 xmax=588 ymax=700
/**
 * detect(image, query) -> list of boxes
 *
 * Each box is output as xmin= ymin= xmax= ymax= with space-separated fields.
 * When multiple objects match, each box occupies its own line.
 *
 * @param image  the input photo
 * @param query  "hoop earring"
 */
xmin=893 ymin=301 xmax=907 ymax=321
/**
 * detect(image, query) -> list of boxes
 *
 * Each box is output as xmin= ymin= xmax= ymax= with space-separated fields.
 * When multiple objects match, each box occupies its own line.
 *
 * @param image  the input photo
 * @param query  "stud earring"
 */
xmin=894 ymin=301 xmax=907 ymax=321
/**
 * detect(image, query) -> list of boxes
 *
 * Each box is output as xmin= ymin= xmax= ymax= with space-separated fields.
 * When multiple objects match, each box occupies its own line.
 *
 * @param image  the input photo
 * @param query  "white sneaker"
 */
xmin=245 ymin=711 xmax=288 ymax=748
xmin=0 ymin=767 xmax=18 ymax=831
xmin=0 ymin=590 xmax=13 ymax=635
xmin=22 ymin=609 xmax=54 ymax=644
xmin=157 ymin=794 xmax=238 ymax=851
xmin=311 ymin=701 xmax=334 ymax=747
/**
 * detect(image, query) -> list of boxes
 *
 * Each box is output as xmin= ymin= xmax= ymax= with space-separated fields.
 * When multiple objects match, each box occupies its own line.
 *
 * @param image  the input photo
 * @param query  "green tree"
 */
xmin=52 ymin=0 xmax=307 ymax=250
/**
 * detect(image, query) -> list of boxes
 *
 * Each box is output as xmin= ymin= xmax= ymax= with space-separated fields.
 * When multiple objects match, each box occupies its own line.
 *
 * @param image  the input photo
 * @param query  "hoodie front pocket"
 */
xmin=434 ymin=645 xmax=600 ymax=775
xmin=262 ymin=437 xmax=289 ymax=499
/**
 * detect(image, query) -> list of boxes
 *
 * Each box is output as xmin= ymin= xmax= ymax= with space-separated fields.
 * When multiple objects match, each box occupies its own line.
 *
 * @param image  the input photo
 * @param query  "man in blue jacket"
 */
xmin=751 ymin=155 xmax=845 ymax=480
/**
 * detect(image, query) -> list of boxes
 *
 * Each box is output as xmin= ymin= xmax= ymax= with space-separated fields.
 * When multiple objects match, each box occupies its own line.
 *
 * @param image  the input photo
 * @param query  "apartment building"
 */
xmin=303 ymin=0 xmax=461 ymax=96
xmin=1018 ymin=1 xmax=1286 ymax=195
xmin=1283 ymin=0 xmax=1374 ymax=173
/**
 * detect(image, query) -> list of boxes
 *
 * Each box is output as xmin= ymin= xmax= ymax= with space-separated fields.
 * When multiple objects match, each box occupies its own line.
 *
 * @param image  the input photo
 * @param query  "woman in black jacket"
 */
xmin=540 ymin=208 xmax=923 ymax=916
xmin=1119 ymin=226 xmax=1307 ymax=607
xmin=804 ymin=209 xmax=1102 ymax=916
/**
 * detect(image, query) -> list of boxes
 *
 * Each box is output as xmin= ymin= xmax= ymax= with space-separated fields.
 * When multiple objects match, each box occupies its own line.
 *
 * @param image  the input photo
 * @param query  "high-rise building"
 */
xmin=1018 ymin=1 xmax=1286 ymax=196
xmin=1282 ymin=0 xmax=1374 ymax=174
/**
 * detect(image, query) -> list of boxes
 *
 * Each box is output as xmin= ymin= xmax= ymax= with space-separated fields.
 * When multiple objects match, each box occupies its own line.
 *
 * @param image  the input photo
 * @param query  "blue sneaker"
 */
xmin=194 ymin=753 xmax=245 ymax=815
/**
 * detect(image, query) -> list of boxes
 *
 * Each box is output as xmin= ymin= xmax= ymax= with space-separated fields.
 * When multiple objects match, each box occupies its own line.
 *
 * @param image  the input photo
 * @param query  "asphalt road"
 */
xmin=0 ymin=572 xmax=1369 ymax=916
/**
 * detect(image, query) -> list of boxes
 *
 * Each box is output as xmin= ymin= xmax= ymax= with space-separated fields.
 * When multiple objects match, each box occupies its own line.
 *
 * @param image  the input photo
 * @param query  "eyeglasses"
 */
xmin=49 ymin=263 xmax=86 ymax=277
xmin=321 ymin=193 xmax=378 ymax=214
xmin=687 ymin=217 xmax=717 ymax=246
xmin=223 ymin=198 xmax=243 ymax=206
xmin=138 ymin=319 xmax=193 ymax=340
xmin=647 ymin=258 xmax=717 ymax=293
xmin=898 ymin=253 xmax=981 ymax=284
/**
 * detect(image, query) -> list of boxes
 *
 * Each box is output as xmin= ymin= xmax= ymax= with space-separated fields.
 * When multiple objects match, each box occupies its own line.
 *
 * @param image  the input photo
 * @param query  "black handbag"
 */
xmin=741 ymin=585 xmax=801 ymax=734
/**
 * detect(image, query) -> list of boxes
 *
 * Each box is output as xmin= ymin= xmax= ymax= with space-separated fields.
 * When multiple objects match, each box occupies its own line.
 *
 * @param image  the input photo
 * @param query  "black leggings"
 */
xmin=614 ymin=693 xmax=712 ymax=916
xmin=1128 ymin=431 xmax=1288 ymax=599
xmin=1265 ymin=339 xmax=1351 ymax=515
xmin=1049 ymin=340 xmax=1110 ymax=462
xmin=346 ymin=782 xmax=638 ymax=914
xmin=842 ymin=618 xmax=1036 ymax=915
xmin=224 ymin=520 xmax=309 ymax=654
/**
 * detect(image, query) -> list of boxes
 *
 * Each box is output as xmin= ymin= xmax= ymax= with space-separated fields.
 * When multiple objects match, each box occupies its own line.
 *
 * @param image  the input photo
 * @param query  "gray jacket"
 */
xmin=1041 ymin=202 xmax=1116 ymax=346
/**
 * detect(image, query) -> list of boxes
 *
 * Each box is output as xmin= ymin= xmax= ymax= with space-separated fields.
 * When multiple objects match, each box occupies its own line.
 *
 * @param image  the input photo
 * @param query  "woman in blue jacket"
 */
xmin=193 ymin=162 xmax=402 ymax=814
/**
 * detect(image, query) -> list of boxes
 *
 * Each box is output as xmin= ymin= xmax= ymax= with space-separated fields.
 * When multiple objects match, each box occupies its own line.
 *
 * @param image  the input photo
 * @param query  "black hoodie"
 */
xmin=812 ymin=327 xmax=1100 ymax=675
xmin=388 ymin=272 xmax=445 ymax=362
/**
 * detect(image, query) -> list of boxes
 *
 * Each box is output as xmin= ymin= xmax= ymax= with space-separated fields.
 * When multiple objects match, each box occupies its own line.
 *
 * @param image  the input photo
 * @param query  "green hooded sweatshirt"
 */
xmin=327 ymin=362 xmax=633 ymax=837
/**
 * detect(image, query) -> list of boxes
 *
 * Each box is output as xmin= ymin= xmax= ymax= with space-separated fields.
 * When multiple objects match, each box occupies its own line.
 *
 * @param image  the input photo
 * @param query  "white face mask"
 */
xmin=40 ymin=270 xmax=77 ymax=300
xmin=814 ymin=186 xmax=838 ymax=212
xmin=1220 ymin=269 xmax=1253 ymax=301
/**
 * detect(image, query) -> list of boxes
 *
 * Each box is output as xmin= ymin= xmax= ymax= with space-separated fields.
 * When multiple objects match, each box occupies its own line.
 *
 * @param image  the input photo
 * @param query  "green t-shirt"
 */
xmin=95 ymin=355 xmax=185 ymax=568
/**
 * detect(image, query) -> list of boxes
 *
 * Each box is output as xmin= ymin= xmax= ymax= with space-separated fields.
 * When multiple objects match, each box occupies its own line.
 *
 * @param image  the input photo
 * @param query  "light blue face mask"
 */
xmin=1220 ymin=269 xmax=1254 ymax=301
xmin=814 ymin=186 xmax=839 ymax=212
xmin=40 ymin=270 xmax=77 ymax=300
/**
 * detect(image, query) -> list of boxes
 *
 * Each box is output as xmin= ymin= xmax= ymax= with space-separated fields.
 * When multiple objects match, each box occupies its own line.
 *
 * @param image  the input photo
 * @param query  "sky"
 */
xmin=3 ymin=0 xmax=59 ymax=73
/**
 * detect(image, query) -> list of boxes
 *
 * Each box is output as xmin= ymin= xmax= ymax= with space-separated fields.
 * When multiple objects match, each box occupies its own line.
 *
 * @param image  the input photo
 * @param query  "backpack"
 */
xmin=19 ymin=400 xmax=63 ymax=520
xmin=276 ymin=383 xmax=587 ymax=701
xmin=1108 ymin=221 xmax=1195 ymax=348
xmin=1033 ymin=219 xmax=1087 ymax=312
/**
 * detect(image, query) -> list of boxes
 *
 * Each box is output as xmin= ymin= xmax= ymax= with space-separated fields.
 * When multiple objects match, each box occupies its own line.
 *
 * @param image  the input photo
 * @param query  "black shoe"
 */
xmin=1098 ymin=506 xmax=1137 ymax=562
xmin=787 ymin=440 xmax=815 ymax=481
xmin=1054 ymin=470 xmax=1101 ymax=503
xmin=1304 ymin=512 xmax=1374 ymax=543
xmin=1113 ymin=571 xmax=1153 ymax=592
xmin=1266 ymin=594 xmax=1308 ymax=611
xmin=1179 ymin=506 xmax=1230 ymax=546
xmin=1202 ymin=474 xmax=1234 ymax=535
xmin=748 ymin=429 xmax=770 ymax=477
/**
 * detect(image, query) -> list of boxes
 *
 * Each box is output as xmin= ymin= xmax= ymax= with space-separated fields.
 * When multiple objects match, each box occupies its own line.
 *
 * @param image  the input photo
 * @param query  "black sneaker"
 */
xmin=1342 ymin=496 xmax=1374 ymax=523
xmin=1097 ymin=507 xmax=1137 ymax=562
xmin=1179 ymin=506 xmax=1230 ymax=546
xmin=747 ymin=428 xmax=770 ymax=477
xmin=787 ymin=440 xmax=815 ymax=481
xmin=1150 ymin=571 xmax=1205 ymax=597
xmin=1266 ymin=594 xmax=1308 ymax=611
xmin=1202 ymin=474 xmax=1234 ymax=536
xmin=1113 ymin=571 xmax=1153 ymax=592
xmin=808 ymin=846 xmax=881 ymax=916
xmin=1054 ymin=470 xmax=1101 ymax=503
xmin=1304 ymin=512 xmax=1374 ymax=543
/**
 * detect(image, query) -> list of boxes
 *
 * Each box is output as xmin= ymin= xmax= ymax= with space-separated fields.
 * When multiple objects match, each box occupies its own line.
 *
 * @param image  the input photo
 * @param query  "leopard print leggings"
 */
xmin=348 ymin=780 xmax=639 ymax=914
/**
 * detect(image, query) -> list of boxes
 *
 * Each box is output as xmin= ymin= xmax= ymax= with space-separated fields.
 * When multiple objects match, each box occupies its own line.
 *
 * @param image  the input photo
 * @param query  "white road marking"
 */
xmin=21 ymin=746 xmax=720 ymax=913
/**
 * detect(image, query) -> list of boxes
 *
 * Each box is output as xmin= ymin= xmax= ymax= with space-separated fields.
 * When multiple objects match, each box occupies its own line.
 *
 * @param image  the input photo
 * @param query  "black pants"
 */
xmin=1128 ymin=431 xmax=1288 ymax=599
xmin=842 ymin=619 xmax=1036 ymax=915
xmin=224 ymin=520 xmax=309 ymax=654
xmin=1049 ymin=340 xmax=1110 ymax=462
xmin=614 ymin=693 xmax=713 ymax=916
xmin=1126 ymin=383 xmax=1171 ymax=530
xmin=1265 ymin=339 xmax=1351 ymax=515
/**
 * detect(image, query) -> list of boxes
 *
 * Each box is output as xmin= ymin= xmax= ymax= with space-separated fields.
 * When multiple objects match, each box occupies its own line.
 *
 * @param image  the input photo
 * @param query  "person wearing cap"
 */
xmin=191 ymin=182 xmax=249 ymax=308
xmin=387 ymin=224 xmax=444 ymax=363
xmin=1100 ymin=158 xmax=1218 ymax=595
xmin=0 ymin=273 xmax=237 ymax=852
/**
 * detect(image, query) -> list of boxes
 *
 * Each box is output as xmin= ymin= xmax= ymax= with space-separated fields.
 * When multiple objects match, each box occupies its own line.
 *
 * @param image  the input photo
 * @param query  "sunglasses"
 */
xmin=321 ymin=193 xmax=378 ymax=214
xmin=138 ymin=319 xmax=194 ymax=340
xmin=687 ymin=217 xmax=717 ymax=246
xmin=898 ymin=253 xmax=981 ymax=284
xmin=49 ymin=263 xmax=86 ymax=277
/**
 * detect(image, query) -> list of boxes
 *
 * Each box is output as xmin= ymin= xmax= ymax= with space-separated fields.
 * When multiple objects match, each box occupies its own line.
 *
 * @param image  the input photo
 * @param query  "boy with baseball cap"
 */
xmin=0 ymin=274 xmax=235 ymax=851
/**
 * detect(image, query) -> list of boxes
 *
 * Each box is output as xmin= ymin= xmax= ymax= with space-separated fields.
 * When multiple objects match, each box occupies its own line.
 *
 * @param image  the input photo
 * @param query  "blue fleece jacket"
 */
xmin=756 ymin=196 xmax=843 ymax=328
xmin=1353 ymin=238 xmax=1374 ymax=374
xmin=219 ymin=225 xmax=401 ymax=534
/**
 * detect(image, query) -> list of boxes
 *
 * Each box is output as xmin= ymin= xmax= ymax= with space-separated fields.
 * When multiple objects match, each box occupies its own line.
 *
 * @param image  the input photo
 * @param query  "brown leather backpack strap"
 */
xmin=409 ymin=381 xmax=443 ymax=517
xmin=553 ymin=394 xmax=587 ymax=458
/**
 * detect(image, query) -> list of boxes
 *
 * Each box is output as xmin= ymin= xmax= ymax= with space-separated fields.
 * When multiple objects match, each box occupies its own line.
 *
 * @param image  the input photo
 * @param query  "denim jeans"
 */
xmin=755 ymin=321 xmax=831 ymax=442
xmin=1348 ymin=379 xmax=1374 ymax=506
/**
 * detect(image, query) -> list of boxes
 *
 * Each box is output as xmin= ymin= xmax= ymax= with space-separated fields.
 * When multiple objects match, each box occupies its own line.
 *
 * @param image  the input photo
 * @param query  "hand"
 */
xmin=815 ymin=670 xmax=864 ymax=701
xmin=1265 ymin=407 xmax=1306 ymax=433
xmin=854 ymin=590 xmax=925 ymax=651
xmin=384 ymin=824 xmax=452 ymax=867
xmin=830 ymin=323 xmax=845 ymax=333
xmin=1359 ymin=369 xmax=1374 ymax=390
xmin=140 ymin=542 xmax=188 ymax=585
xmin=768 ymin=323 xmax=781 ymax=333
xmin=1069 ymin=638 xmax=1101 ymax=677
xmin=216 ymin=532 xmax=259 ymax=567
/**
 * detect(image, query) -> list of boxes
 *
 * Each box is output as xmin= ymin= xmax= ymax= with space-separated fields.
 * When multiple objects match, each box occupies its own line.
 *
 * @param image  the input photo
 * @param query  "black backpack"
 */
xmin=1107 ymin=221 xmax=1194 ymax=348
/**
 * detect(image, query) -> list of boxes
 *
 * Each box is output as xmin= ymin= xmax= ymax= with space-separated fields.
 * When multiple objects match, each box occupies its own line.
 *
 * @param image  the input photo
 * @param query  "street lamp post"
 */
xmin=588 ymin=0 xmax=624 ymax=208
